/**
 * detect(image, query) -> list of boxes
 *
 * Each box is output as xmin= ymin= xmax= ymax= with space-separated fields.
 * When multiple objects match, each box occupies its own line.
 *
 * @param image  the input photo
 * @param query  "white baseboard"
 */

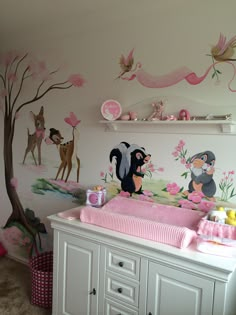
xmin=6 ymin=253 xmax=29 ymax=266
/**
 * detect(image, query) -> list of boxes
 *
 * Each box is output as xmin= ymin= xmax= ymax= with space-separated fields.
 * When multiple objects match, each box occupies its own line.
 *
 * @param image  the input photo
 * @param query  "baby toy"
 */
xmin=110 ymin=141 xmax=151 ymax=195
xmin=86 ymin=186 xmax=106 ymax=207
xmin=225 ymin=209 xmax=236 ymax=226
xmin=208 ymin=207 xmax=227 ymax=223
xmin=146 ymin=100 xmax=165 ymax=121
xmin=178 ymin=109 xmax=191 ymax=120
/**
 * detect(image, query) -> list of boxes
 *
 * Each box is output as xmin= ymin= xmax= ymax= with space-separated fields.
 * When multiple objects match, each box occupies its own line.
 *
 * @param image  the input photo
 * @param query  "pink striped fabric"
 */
xmin=80 ymin=205 xmax=197 ymax=249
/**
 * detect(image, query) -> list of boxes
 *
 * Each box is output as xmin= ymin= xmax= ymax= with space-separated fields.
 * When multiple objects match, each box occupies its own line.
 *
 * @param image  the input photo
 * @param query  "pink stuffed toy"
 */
xmin=147 ymin=100 xmax=165 ymax=121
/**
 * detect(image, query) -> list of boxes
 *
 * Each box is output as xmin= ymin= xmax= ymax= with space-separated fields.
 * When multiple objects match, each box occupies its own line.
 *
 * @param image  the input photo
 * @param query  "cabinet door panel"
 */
xmin=57 ymin=233 xmax=99 ymax=315
xmin=147 ymin=262 xmax=214 ymax=315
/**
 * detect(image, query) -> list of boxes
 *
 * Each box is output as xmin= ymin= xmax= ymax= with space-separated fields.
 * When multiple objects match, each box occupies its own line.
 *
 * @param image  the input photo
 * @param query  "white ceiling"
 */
xmin=0 ymin=0 xmax=185 ymax=42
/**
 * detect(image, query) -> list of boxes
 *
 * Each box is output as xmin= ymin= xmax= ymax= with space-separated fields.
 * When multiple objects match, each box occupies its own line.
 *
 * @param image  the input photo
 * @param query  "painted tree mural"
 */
xmin=0 ymin=51 xmax=84 ymax=255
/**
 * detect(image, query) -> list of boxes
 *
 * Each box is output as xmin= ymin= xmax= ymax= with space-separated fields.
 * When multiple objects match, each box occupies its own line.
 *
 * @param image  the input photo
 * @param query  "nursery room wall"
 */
xmin=1 ymin=0 xmax=236 ymax=261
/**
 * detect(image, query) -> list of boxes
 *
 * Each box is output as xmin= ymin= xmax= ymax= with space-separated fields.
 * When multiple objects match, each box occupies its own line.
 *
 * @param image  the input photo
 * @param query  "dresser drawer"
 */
xmin=104 ymin=298 xmax=138 ymax=315
xmin=105 ymin=273 xmax=139 ymax=307
xmin=106 ymin=247 xmax=140 ymax=280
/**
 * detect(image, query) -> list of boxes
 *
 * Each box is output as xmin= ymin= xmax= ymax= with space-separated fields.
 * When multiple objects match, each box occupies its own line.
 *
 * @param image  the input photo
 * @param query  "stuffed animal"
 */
xmin=147 ymin=100 xmax=165 ymax=121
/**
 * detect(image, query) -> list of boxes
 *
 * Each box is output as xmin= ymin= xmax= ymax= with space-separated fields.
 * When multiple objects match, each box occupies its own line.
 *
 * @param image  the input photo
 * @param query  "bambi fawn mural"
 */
xmin=0 ymin=51 xmax=84 ymax=255
xmin=22 ymin=106 xmax=45 ymax=165
xmin=46 ymin=112 xmax=81 ymax=183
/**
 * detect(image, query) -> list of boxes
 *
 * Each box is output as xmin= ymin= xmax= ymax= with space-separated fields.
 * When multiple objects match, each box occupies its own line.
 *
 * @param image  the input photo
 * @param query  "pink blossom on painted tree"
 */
xmin=10 ymin=177 xmax=18 ymax=189
xmin=64 ymin=112 xmax=81 ymax=127
xmin=68 ymin=74 xmax=85 ymax=87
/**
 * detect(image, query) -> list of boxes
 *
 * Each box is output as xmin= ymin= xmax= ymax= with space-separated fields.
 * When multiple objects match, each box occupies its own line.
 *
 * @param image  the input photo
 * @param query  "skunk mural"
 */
xmin=110 ymin=142 xmax=151 ymax=195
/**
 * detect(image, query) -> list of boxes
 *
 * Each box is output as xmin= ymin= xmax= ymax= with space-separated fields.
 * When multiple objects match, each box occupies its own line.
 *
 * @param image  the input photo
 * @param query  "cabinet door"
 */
xmin=57 ymin=232 xmax=100 ymax=315
xmin=147 ymin=262 xmax=214 ymax=315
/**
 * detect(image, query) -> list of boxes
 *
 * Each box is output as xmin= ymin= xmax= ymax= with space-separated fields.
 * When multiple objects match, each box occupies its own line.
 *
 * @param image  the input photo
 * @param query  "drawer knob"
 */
xmin=117 ymin=287 xmax=123 ymax=293
xmin=89 ymin=288 xmax=96 ymax=295
xmin=118 ymin=261 xmax=124 ymax=267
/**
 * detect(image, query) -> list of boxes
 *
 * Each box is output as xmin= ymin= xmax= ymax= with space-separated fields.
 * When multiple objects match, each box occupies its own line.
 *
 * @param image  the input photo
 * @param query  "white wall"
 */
xmin=1 ymin=0 xmax=236 ymax=259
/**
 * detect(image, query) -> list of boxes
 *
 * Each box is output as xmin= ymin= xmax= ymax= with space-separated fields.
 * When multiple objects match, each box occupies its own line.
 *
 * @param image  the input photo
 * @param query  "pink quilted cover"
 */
xmin=198 ymin=217 xmax=236 ymax=240
xmin=80 ymin=196 xmax=204 ymax=248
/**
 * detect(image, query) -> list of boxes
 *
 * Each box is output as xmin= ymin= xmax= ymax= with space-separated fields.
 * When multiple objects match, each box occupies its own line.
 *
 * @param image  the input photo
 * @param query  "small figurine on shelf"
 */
xmin=120 ymin=111 xmax=138 ymax=121
xmin=147 ymin=100 xmax=165 ymax=121
xmin=178 ymin=109 xmax=191 ymax=120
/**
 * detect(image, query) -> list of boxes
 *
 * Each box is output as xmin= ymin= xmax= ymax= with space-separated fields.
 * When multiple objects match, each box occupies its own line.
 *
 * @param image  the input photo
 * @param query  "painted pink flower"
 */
xmin=143 ymin=190 xmax=154 ymax=196
xmin=68 ymin=74 xmax=85 ymax=87
xmin=188 ymin=191 xmax=204 ymax=203
xmin=198 ymin=200 xmax=215 ymax=213
xmin=185 ymin=163 xmax=191 ymax=169
xmin=100 ymin=171 xmax=105 ymax=177
xmin=175 ymin=145 xmax=182 ymax=152
xmin=148 ymin=163 xmax=155 ymax=172
xmin=138 ymin=195 xmax=154 ymax=202
xmin=10 ymin=177 xmax=18 ymax=189
xmin=172 ymin=151 xmax=178 ymax=157
xmin=2 ymin=51 xmax=17 ymax=66
xmin=3 ymin=226 xmax=30 ymax=247
xmin=157 ymin=167 xmax=164 ymax=172
xmin=178 ymin=140 xmax=185 ymax=147
xmin=166 ymin=182 xmax=180 ymax=195
xmin=119 ymin=191 xmax=130 ymax=197
xmin=109 ymin=166 xmax=113 ymax=173
xmin=181 ymin=158 xmax=186 ymax=164
xmin=8 ymin=73 xmax=18 ymax=82
xmin=64 ymin=112 xmax=81 ymax=127
xmin=15 ymin=112 xmax=20 ymax=120
xmin=178 ymin=199 xmax=197 ymax=210
xmin=0 ymin=89 xmax=8 ymax=98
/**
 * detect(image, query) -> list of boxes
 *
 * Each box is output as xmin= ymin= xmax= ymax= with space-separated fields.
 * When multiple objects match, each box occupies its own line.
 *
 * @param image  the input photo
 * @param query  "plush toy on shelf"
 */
xmin=146 ymin=100 xmax=165 ymax=121
xmin=178 ymin=109 xmax=191 ymax=120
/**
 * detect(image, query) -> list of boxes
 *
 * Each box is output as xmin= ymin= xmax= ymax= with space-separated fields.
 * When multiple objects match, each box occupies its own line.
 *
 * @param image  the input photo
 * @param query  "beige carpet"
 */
xmin=0 ymin=256 xmax=51 ymax=315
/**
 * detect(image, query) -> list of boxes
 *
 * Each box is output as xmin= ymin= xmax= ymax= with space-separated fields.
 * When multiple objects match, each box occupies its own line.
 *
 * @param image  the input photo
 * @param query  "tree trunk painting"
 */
xmin=0 ymin=51 xmax=84 ymax=256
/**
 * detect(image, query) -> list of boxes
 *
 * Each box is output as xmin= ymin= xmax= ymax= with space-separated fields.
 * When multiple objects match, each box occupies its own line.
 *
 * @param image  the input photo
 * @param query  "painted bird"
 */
xmin=211 ymin=33 xmax=236 ymax=61
xmin=117 ymin=48 xmax=134 ymax=78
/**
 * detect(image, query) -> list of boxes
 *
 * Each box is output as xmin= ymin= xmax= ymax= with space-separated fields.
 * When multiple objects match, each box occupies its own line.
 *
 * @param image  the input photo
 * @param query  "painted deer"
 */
xmin=46 ymin=112 xmax=81 ymax=182
xmin=23 ymin=106 xmax=45 ymax=165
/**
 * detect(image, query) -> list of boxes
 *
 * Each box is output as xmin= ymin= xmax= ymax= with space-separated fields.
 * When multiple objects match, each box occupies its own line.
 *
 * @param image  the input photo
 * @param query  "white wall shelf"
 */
xmin=99 ymin=120 xmax=236 ymax=135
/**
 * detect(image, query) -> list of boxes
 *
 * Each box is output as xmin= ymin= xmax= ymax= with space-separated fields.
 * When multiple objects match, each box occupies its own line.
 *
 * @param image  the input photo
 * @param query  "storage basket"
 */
xmin=29 ymin=251 xmax=53 ymax=309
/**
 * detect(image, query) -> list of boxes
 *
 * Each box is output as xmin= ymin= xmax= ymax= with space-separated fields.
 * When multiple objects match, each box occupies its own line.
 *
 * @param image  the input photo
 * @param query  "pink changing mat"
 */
xmin=80 ymin=196 xmax=205 ymax=249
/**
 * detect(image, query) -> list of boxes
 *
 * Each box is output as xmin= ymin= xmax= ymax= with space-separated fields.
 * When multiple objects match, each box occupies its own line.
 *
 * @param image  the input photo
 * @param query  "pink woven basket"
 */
xmin=30 ymin=251 xmax=53 ymax=309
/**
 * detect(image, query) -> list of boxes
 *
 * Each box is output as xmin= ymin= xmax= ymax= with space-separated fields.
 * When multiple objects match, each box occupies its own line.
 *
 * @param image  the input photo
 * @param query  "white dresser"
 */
xmin=48 ymin=213 xmax=236 ymax=315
